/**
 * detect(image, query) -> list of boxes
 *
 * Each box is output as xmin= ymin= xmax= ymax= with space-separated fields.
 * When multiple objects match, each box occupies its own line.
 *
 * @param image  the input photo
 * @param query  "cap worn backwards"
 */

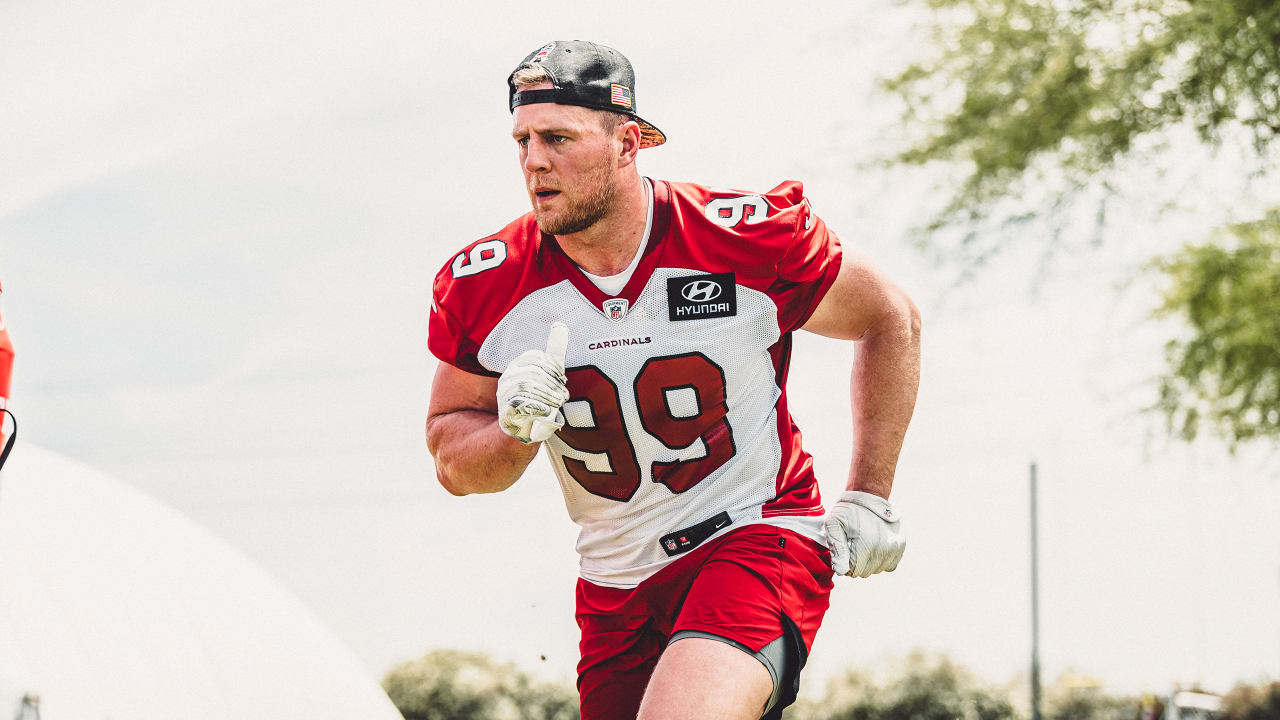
xmin=508 ymin=40 xmax=666 ymax=149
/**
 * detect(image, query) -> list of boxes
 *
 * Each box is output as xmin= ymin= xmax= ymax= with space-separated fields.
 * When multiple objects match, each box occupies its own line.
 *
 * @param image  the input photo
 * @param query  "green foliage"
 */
xmin=1222 ymin=681 xmax=1280 ymax=720
xmin=885 ymin=0 xmax=1280 ymax=245
xmin=380 ymin=648 xmax=1180 ymax=720
xmin=800 ymin=652 xmax=1017 ymax=720
xmin=1045 ymin=688 xmax=1140 ymax=720
xmin=1151 ymin=212 xmax=1280 ymax=446
xmin=884 ymin=0 xmax=1280 ymax=449
xmin=382 ymin=649 xmax=579 ymax=720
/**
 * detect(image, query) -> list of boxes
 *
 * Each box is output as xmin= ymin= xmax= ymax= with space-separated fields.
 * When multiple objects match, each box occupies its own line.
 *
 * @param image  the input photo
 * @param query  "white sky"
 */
xmin=3 ymin=0 xmax=1279 ymax=702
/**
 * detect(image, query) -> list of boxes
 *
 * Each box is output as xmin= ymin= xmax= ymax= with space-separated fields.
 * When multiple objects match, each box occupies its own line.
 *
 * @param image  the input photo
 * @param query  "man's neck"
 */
xmin=554 ymin=173 xmax=648 ymax=276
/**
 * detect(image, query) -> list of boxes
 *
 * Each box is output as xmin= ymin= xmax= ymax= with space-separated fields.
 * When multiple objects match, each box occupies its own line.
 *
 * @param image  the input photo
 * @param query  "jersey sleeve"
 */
xmin=764 ymin=182 xmax=843 ymax=334
xmin=427 ymin=219 xmax=552 ymax=377
xmin=427 ymin=250 xmax=499 ymax=377
xmin=428 ymin=294 xmax=492 ymax=376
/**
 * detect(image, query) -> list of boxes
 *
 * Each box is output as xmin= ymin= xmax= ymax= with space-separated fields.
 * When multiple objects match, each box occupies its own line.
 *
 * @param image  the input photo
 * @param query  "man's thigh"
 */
xmin=575 ymin=524 xmax=833 ymax=720
xmin=647 ymin=525 xmax=834 ymax=719
xmin=637 ymin=636 xmax=772 ymax=720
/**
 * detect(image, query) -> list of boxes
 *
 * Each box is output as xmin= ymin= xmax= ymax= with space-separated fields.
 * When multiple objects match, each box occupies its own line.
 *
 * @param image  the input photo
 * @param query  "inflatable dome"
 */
xmin=0 ymin=444 xmax=404 ymax=720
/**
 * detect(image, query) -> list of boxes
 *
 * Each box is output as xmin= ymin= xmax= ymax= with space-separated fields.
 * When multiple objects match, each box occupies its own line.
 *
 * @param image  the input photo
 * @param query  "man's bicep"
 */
xmin=428 ymin=361 xmax=499 ymax=421
xmin=800 ymin=250 xmax=908 ymax=341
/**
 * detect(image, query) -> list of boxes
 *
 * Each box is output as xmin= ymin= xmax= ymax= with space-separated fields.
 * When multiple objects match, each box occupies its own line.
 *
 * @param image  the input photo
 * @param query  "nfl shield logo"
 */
xmin=533 ymin=42 xmax=556 ymax=62
xmin=665 ymin=539 xmax=678 ymax=551
xmin=603 ymin=298 xmax=628 ymax=323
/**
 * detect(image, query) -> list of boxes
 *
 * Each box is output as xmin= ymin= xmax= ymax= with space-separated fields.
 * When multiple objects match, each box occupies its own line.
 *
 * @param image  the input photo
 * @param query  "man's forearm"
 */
xmin=847 ymin=299 xmax=922 ymax=499
xmin=426 ymin=409 xmax=541 ymax=495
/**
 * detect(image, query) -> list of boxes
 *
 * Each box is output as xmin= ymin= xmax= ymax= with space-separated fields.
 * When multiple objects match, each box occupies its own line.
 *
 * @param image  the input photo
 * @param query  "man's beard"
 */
xmin=535 ymin=163 xmax=617 ymax=235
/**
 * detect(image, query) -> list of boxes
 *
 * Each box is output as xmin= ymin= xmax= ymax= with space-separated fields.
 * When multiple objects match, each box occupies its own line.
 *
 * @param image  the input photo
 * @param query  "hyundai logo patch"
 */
xmin=667 ymin=273 xmax=736 ymax=321
xmin=680 ymin=280 xmax=722 ymax=302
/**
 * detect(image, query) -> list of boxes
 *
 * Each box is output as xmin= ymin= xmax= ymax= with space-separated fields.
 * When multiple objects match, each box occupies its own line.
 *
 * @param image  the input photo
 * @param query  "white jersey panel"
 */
xmin=478 ymin=268 xmax=813 ymax=587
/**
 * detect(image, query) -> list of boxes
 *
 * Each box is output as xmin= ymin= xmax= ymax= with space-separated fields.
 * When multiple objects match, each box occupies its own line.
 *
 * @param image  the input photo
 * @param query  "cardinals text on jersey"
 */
xmin=429 ymin=180 xmax=842 ymax=587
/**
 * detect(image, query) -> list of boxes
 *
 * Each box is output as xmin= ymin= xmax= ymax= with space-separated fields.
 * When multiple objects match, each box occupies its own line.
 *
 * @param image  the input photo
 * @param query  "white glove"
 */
xmin=823 ymin=490 xmax=904 ymax=578
xmin=496 ymin=322 xmax=570 ymax=444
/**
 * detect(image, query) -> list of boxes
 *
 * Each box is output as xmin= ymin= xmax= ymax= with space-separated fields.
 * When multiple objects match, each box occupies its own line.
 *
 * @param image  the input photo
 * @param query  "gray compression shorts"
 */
xmin=667 ymin=629 xmax=792 ymax=717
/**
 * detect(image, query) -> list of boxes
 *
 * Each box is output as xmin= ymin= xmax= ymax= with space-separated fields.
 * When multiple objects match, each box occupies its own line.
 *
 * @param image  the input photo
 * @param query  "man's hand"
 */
xmin=496 ymin=322 xmax=570 ymax=444
xmin=823 ymin=490 xmax=904 ymax=578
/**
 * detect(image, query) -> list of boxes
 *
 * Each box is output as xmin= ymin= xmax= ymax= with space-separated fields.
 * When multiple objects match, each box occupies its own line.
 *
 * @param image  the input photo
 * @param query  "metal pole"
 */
xmin=1031 ymin=461 xmax=1042 ymax=720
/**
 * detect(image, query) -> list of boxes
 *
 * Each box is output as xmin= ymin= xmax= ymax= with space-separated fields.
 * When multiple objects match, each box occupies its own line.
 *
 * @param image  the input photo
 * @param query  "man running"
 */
xmin=426 ymin=40 xmax=921 ymax=720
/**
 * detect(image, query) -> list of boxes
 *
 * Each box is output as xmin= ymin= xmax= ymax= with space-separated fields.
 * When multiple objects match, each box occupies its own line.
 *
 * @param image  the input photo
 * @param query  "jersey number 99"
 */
xmin=557 ymin=353 xmax=736 ymax=502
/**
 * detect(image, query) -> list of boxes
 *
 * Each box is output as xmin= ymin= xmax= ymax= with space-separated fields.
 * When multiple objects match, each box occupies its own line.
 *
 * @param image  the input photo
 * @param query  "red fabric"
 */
xmin=1 ymin=296 xmax=12 ymax=450
xmin=762 ymin=333 xmax=823 ymax=519
xmin=427 ymin=179 xmax=842 ymax=374
xmin=574 ymin=524 xmax=833 ymax=720
xmin=0 ymin=310 xmax=11 ymax=402
xmin=427 ymin=180 xmax=842 ymax=535
xmin=427 ymin=216 xmax=553 ymax=377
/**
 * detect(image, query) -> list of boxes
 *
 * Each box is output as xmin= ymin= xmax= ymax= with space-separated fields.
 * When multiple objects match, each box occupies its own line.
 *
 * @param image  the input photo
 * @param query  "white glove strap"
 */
xmin=840 ymin=490 xmax=899 ymax=523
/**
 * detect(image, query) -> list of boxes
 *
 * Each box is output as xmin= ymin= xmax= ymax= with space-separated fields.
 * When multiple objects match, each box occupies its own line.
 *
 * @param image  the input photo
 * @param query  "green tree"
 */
xmin=1043 ymin=676 xmax=1139 ymax=720
xmin=1151 ymin=213 xmax=1280 ymax=446
xmin=886 ymin=0 xmax=1279 ymax=240
xmin=382 ymin=649 xmax=578 ymax=720
xmin=883 ymin=0 xmax=1280 ymax=446
xmin=803 ymin=652 xmax=1016 ymax=720
xmin=1046 ymin=692 xmax=1139 ymax=720
xmin=1222 ymin=680 xmax=1280 ymax=720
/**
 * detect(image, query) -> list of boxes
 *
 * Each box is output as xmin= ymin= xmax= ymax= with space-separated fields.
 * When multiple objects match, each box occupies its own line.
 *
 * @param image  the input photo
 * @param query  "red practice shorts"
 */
xmin=574 ymin=523 xmax=834 ymax=720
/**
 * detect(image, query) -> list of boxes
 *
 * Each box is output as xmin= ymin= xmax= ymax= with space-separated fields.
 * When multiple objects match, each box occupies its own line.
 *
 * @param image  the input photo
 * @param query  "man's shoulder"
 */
xmin=655 ymin=179 xmax=819 ymax=272
xmin=428 ymin=211 xmax=569 ymax=373
xmin=430 ymin=211 xmax=561 ymax=326
xmin=664 ymin=178 xmax=809 ymax=210
xmin=659 ymin=179 xmax=814 ymax=243
xmin=434 ymin=212 xmax=539 ymax=284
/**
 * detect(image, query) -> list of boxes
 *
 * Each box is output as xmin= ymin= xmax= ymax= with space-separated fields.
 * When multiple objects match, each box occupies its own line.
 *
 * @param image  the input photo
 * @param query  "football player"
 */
xmin=426 ymin=41 xmax=921 ymax=720
xmin=0 ymin=280 xmax=14 ymax=472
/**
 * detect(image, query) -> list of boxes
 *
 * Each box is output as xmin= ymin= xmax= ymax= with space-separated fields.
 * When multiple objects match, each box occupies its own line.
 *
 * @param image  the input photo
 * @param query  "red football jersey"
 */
xmin=0 ymin=280 xmax=11 ymax=408
xmin=429 ymin=180 xmax=842 ymax=587
xmin=0 ymin=281 xmax=12 ymax=453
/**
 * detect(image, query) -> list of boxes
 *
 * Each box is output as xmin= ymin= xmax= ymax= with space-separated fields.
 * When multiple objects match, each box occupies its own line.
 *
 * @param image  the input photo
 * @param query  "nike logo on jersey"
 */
xmin=659 ymin=511 xmax=733 ymax=557
xmin=667 ymin=273 xmax=737 ymax=321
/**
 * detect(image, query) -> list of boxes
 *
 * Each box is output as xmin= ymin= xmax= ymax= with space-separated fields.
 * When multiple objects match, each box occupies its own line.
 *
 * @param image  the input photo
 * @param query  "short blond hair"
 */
xmin=511 ymin=64 xmax=551 ymax=89
xmin=510 ymin=64 xmax=628 ymax=134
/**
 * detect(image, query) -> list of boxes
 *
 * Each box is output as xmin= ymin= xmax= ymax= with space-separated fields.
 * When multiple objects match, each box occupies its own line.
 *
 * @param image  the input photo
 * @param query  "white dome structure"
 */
xmin=0 ymin=444 xmax=404 ymax=720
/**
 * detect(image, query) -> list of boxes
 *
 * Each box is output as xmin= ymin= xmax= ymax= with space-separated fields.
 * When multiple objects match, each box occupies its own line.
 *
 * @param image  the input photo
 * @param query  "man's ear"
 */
xmin=618 ymin=120 xmax=641 ymax=168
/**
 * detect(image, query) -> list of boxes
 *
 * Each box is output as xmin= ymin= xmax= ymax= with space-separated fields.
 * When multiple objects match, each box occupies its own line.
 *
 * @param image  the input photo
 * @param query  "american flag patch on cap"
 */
xmin=610 ymin=84 xmax=632 ymax=108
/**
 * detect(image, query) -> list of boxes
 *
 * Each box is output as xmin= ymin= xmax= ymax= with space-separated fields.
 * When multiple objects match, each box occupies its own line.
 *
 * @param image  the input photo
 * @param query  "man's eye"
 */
xmin=550 ymin=135 xmax=568 ymax=143
xmin=517 ymin=137 xmax=529 ymax=147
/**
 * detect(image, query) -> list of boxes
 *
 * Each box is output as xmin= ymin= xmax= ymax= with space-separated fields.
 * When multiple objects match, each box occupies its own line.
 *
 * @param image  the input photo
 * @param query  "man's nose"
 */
xmin=523 ymin=138 xmax=550 ymax=174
